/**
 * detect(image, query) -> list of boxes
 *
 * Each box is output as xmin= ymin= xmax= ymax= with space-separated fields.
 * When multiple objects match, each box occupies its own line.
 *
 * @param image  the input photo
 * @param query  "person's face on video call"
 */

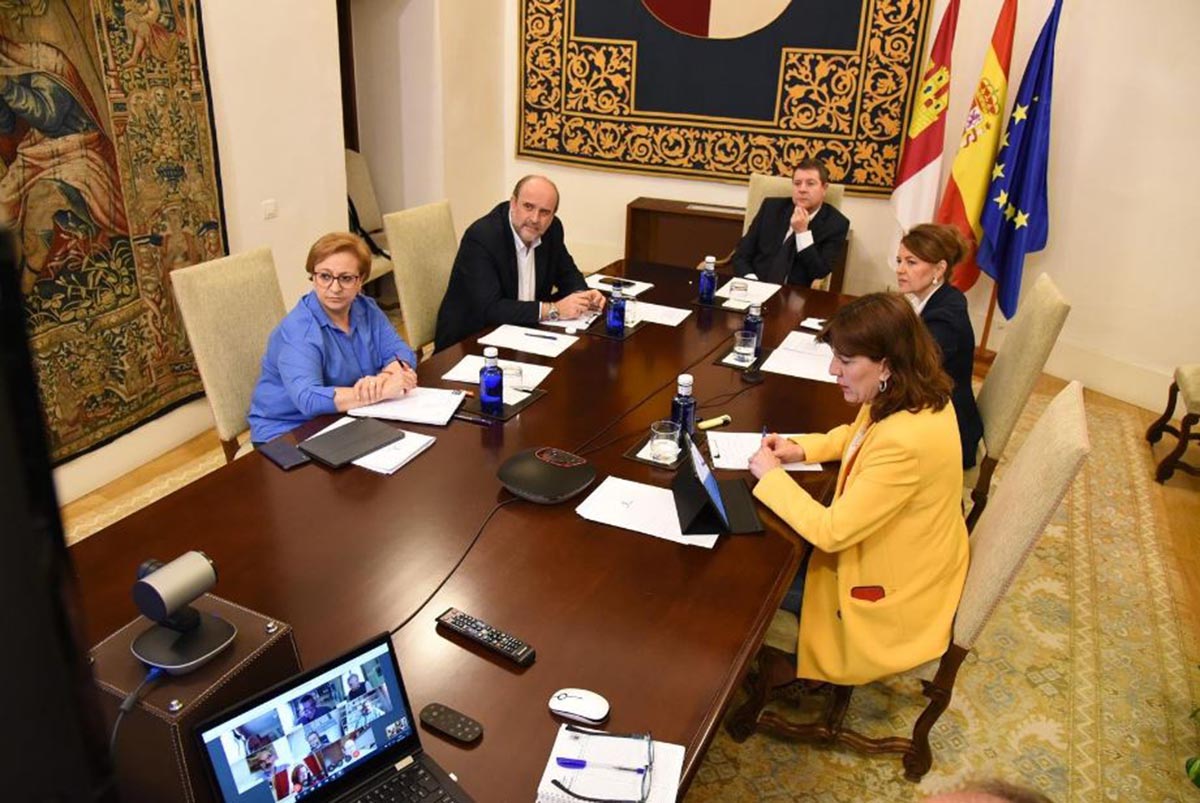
xmin=791 ymin=167 xmax=827 ymax=213
xmin=301 ymin=697 xmax=318 ymax=719
xmin=307 ymin=731 xmax=322 ymax=751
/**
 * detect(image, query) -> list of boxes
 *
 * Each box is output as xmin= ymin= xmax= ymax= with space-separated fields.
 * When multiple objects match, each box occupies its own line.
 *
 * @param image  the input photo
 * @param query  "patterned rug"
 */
xmin=686 ymin=391 xmax=1200 ymax=801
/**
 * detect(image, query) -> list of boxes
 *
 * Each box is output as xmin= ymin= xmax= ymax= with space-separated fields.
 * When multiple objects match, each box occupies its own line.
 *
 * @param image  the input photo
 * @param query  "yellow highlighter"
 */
xmin=696 ymin=414 xmax=732 ymax=431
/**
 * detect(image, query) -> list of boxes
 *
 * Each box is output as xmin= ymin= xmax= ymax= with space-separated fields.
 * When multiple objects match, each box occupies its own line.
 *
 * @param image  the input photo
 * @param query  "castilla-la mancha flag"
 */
xmin=937 ymin=0 xmax=1018 ymax=291
xmin=891 ymin=0 xmax=961 ymax=233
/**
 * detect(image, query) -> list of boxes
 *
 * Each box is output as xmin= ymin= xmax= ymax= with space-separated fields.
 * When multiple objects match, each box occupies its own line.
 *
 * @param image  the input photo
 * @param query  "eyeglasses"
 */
xmin=550 ymin=726 xmax=654 ymax=803
xmin=311 ymin=271 xmax=361 ymax=288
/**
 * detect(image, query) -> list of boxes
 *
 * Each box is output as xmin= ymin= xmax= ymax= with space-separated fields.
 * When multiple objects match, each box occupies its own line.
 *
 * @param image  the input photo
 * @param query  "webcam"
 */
xmin=130 ymin=551 xmax=236 ymax=675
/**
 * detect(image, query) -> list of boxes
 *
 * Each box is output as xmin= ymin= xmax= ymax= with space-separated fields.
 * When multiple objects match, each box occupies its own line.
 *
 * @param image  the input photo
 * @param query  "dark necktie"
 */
xmin=769 ymin=231 xmax=796 ymax=284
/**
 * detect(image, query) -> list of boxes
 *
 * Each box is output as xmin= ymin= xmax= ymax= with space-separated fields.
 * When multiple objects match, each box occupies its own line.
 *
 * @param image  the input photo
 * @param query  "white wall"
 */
xmin=377 ymin=0 xmax=1199 ymax=413
xmin=53 ymin=0 xmax=348 ymax=504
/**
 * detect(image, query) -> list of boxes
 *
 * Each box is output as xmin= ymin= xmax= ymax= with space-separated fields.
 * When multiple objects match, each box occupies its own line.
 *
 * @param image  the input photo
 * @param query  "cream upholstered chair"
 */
xmin=734 ymin=172 xmax=848 ymax=291
xmin=344 ymin=148 xmax=395 ymax=286
xmin=1145 ymin=364 xmax=1200 ymax=482
xmin=726 ymin=381 xmax=1090 ymax=782
xmin=172 ymin=248 xmax=285 ymax=462
xmin=382 ymin=201 xmax=457 ymax=354
xmin=965 ymin=273 xmax=1071 ymax=529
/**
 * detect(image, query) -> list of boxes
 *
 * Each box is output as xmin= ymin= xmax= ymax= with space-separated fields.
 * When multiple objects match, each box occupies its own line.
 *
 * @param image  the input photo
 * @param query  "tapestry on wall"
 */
xmin=1 ymin=0 xmax=226 ymax=462
xmin=518 ymin=0 xmax=933 ymax=194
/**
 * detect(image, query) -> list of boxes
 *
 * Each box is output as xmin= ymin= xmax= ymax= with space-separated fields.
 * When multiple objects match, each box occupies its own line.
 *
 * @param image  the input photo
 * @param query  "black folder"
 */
xmin=298 ymin=417 xmax=405 ymax=468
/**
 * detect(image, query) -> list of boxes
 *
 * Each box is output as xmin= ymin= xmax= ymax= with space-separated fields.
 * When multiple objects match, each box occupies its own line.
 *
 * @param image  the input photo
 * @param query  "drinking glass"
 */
xmin=733 ymin=331 xmax=757 ymax=365
xmin=730 ymin=279 xmax=749 ymax=303
xmin=649 ymin=420 xmax=681 ymax=463
xmin=624 ymin=298 xmax=640 ymax=327
xmin=502 ymin=364 xmax=526 ymax=391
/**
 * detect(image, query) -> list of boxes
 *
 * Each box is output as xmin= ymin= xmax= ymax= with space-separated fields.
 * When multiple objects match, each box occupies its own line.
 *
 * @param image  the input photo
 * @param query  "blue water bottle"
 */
xmin=670 ymin=373 xmax=697 ymax=439
xmin=479 ymin=346 xmax=503 ymax=415
xmin=698 ymin=255 xmax=717 ymax=305
xmin=744 ymin=303 xmax=764 ymax=358
xmin=606 ymin=287 xmax=626 ymax=335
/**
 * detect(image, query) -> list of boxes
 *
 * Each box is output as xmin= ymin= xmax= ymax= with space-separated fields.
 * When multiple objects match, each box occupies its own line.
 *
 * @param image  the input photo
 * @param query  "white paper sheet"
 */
xmin=541 ymin=310 xmax=601 ymax=330
xmin=575 ymin=476 xmax=718 ymax=549
xmin=477 ymin=324 xmax=578 ymax=358
xmin=632 ymin=301 xmax=691 ymax=327
xmin=715 ymin=277 xmax=781 ymax=305
xmin=440 ymin=355 xmax=553 ymax=391
xmin=759 ymin=331 xmax=837 ymax=383
xmin=585 ymin=274 xmax=654 ymax=298
xmin=706 ymin=431 xmax=821 ymax=472
xmin=799 ymin=316 xmax=826 ymax=330
xmin=347 ymin=386 xmax=466 ymax=425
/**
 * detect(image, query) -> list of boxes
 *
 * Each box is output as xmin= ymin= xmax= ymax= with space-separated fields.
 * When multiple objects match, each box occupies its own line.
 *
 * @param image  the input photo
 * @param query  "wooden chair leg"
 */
xmin=727 ymin=646 xmax=796 ymax=742
xmin=220 ymin=437 xmax=240 ymax=464
xmin=965 ymin=455 xmax=998 ymax=532
xmin=757 ymin=684 xmax=853 ymax=744
xmin=1146 ymin=381 xmax=1180 ymax=444
xmin=903 ymin=644 xmax=968 ymax=782
xmin=1156 ymin=412 xmax=1200 ymax=483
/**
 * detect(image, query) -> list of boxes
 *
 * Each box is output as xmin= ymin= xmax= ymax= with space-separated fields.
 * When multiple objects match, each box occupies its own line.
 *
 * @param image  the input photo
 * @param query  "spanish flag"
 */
xmin=937 ymin=0 xmax=1018 ymax=291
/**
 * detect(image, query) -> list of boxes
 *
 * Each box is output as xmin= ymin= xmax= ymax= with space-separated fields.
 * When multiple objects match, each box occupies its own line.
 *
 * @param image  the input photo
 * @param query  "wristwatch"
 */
xmin=547 ymin=302 xmax=560 ymax=322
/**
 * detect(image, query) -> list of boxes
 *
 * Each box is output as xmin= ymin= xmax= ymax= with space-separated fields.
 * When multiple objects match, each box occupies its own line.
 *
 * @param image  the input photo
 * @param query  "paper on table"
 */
xmin=633 ymin=301 xmax=691 ymax=327
xmin=715 ymin=277 xmax=781 ymax=305
xmin=440 ymin=355 xmax=553 ymax=390
xmin=542 ymin=309 xmax=601 ymax=330
xmin=721 ymin=298 xmax=752 ymax=312
xmin=535 ymin=724 xmax=684 ymax=803
xmin=347 ymin=386 xmax=466 ymax=425
xmin=478 ymin=324 xmax=577 ymax=358
xmin=759 ymin=331 xmax=837 ymax=383
xmin=575 ymin=476 xmax=718 ymax=549
xmin=308 ymin=417 xmax=435 ymax=474
xmin=800 ymin=316 xmax=826 ymax=330
xmin=353 ymin=430 xmax=436 ymax=475
xmin=706 ymin=431 xmax=821 ymax=472
xmin=585 ymin=274 xmax=654 ymax=298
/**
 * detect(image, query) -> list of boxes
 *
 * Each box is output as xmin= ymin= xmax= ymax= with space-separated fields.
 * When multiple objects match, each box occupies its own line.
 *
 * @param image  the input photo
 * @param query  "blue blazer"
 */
xmin=921 ymin=283 xmax=984 ymax=468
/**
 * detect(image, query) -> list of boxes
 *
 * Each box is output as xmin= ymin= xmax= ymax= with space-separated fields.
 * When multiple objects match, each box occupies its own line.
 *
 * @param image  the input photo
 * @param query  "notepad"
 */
xmin=536 ymin=724 xmax=683 ymax=803
xmin=706 ymin=431 xmax=821 ymax=472
xmin=759 ymin=331 xmax=837 ymax=383
xmin=347 ymin=386 xmax=466 ymax=426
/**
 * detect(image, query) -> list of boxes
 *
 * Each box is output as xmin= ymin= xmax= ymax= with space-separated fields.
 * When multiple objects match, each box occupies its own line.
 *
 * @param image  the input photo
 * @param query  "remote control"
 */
xmin=435 ymin=607 xmax=536 ymax=666
xmin=419 ymin=703 xmax=483 ymax=743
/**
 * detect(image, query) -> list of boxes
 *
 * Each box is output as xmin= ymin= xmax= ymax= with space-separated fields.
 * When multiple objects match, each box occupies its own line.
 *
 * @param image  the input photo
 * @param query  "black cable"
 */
xmin=697 ymin=381 xmax=760 ymax=411
xmin=109 ymin=666 xmax=165 ymax=759
xmin=390 ymin=496 xmax=521 ymax=634
xmin=577 ymin=426 xmax=645 ymax=457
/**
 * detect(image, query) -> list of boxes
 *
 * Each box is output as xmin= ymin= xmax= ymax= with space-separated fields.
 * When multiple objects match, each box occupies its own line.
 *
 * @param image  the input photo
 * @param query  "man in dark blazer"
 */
xmin=434 ymin=175 xmax=604 ymax=351
xmin=732 ymin=159 xmax=850 ymax=286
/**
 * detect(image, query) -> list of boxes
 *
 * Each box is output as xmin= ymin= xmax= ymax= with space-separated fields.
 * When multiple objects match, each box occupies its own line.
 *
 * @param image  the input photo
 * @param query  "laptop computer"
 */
xmin=196 ymin=633 xmax=474 ymax=803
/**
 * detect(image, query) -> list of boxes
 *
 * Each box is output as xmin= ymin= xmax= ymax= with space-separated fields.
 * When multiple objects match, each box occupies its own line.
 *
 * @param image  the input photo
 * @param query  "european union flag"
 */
xmin=978 ymin=0 xmax=1063 ymax=318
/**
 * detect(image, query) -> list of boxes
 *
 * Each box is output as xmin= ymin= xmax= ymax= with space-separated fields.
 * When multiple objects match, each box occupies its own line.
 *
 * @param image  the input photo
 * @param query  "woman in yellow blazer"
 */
xmin=749 ymin=293 xmax=968 ymax=685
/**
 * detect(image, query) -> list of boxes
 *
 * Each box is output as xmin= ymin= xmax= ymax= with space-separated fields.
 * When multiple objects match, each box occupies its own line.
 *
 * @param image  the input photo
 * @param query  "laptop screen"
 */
xmin=197 ymin=635 xmax=418 ymax=803
xmin=686 ymin=434 xmax=730 ymax=528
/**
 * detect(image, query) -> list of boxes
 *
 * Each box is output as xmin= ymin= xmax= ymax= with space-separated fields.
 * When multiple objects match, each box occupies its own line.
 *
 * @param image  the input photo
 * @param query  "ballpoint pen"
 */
xmin=555 ymin=757 xmax=646 ymax=774
xmin=453 ymin=412 xmax=492 ymax=426
xmin=524 ymin=332 xmax=557 ymax=340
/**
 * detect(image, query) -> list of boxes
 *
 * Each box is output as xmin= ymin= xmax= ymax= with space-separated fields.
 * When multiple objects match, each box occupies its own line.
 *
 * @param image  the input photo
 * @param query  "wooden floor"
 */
xmin=60 ymin=379 xmax=1200 ymax=628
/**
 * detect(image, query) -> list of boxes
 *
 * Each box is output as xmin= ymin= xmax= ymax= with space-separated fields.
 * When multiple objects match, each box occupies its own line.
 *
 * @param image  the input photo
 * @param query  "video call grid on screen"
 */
xmin=199 ymin=642 xmax=413 ymax=802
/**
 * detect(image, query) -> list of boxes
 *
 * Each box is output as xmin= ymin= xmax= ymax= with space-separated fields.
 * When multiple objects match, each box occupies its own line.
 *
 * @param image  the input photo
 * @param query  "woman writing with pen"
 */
xmin=248 ymin=232 xmax=418 ymax=445
xmin=749 ymin=293 xmax=968 ymax=685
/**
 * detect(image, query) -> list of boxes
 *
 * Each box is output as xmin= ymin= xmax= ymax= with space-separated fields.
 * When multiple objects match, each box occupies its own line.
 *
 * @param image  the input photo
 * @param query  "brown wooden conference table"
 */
xmin=70 ymin=260 xmax=853 ymax=800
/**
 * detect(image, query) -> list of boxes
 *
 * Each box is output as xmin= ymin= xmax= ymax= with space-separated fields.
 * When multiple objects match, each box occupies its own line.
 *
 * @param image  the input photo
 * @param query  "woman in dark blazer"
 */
xmin=894 ymin=224 xmax=984 ymax=468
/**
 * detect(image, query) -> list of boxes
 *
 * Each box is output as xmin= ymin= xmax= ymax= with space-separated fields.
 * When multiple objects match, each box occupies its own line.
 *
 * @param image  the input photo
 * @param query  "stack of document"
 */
xmin=347 ymin=386 xmax=467 ymax=426
xmin=477 ymin=324 xmax=577 ymax=358
xmin=309 ymin=417 xmax=436 ymax=475
xmin=759 ymin=330 xmax=837 ymax=383
xmin=536 ymin=724 xmax=683 ymax=803
xmin=575 ymin=476 xmax=718 ymax=549
xmin=706 ymin=431 xmax=821 ymax=472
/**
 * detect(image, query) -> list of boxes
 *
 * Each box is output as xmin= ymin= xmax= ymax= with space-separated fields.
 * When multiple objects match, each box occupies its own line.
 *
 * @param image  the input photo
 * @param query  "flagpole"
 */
xmin=975 ymin=279 xmax=1000 ymax=369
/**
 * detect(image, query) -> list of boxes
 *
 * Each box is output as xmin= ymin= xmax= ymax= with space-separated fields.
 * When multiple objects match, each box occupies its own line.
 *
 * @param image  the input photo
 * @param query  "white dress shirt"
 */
xmin=510 ymin=222 xmax=541 ymax=302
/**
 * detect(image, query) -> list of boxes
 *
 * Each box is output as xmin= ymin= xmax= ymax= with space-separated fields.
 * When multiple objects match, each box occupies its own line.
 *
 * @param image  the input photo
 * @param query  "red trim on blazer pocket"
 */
xmin=850 ymin=585 xmax=886 ymax=602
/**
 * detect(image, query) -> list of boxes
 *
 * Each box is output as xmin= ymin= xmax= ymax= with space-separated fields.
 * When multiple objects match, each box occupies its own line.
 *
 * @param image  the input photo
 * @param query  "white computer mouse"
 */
xmin=548 ymin=688 xmax=610 ymax=724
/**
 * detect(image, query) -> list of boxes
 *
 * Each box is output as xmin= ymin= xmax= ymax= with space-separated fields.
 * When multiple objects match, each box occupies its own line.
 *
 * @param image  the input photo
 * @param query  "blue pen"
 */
xmin=555 ymin=757 xmax=646 ymax=774
xmin=524 ymin=332 xmax=558 ymax=341
xmin=762 ymin=425 xmax=768 ymax=439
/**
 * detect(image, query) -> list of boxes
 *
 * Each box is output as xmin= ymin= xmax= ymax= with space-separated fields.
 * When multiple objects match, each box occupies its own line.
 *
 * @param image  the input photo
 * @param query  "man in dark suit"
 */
xmin=732 ymin=159 xmax=850 ymax=286
xmin=434 ymin=175 xmax=605 ymax=351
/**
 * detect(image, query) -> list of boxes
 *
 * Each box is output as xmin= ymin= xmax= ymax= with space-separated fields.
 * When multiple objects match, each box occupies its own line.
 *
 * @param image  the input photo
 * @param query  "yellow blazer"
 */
xmin=753 ymin=403 xmax=968 ymax=685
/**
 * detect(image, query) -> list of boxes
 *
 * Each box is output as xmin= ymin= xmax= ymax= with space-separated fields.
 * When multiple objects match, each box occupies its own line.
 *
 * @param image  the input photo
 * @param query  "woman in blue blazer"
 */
xmin=894 ymin=224 xmax=984 ymax=468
